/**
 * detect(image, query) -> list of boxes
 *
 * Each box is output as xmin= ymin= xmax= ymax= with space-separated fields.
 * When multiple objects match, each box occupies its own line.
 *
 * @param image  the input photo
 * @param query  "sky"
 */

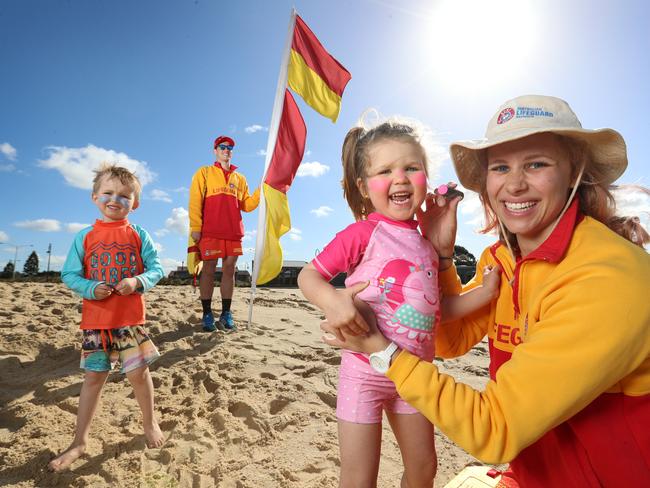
xmin=1 ymin=0 xmax=649 ymax=276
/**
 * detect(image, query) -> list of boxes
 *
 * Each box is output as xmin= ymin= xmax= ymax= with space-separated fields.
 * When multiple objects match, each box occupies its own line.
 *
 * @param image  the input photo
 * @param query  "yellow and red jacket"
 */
xmin=189 ymin=163 xmax=260 ymax=241
xmin=388 ymin=200 xmax=650 ymax=486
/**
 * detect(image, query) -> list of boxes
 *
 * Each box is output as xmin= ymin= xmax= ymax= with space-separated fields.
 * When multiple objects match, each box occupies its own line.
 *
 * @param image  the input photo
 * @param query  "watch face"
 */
xmin=369 ymin=354 xmax=387 ymax=373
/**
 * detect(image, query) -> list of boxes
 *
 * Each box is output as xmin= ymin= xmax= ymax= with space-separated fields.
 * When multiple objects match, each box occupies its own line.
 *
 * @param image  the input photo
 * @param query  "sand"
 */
xmin=0 ymin=282 xmax=494 ymax=487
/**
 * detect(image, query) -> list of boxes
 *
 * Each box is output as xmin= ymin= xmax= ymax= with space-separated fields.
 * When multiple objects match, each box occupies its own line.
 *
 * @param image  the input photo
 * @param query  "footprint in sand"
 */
xmin=269 ymin=397 xmax=293 ymax=415
xmin=228 ymin=401 xmax=267 ymax=433
xmin=300 ymin=366 xmax=325 ymax=378
xmin=315 ymin=391 xmax=337 ymax=409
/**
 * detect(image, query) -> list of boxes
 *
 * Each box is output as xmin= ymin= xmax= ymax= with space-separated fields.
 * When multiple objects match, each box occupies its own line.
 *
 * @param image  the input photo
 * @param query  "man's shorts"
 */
xmin=198 ymin=238 xmax=243 ymax=260
xmin=336 ymin=351 xmax=418 ymax=424
xmin=80 ymin=326 xmax=160 ymax=374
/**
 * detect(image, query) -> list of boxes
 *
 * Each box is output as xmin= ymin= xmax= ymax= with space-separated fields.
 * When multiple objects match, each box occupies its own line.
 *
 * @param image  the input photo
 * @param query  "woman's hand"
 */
xmin=416 ymin=182 xmax=463 ymax=258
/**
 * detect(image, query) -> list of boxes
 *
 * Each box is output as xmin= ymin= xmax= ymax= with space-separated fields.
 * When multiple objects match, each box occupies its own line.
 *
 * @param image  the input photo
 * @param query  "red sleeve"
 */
xmin=312 ymin=220 xmax=375 ymax=280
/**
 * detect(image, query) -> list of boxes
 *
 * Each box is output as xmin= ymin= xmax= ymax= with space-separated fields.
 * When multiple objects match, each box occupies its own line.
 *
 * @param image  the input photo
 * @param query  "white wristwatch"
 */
xmin=369 ymin=342 xmax=399 ymax=374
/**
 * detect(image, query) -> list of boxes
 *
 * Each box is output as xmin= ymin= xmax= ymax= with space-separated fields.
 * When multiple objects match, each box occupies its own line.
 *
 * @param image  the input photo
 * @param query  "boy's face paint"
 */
xmin=98 ymin=194 xmax=132 ymax=208
xmin=92 ymin=176 xmax=137 ymax=222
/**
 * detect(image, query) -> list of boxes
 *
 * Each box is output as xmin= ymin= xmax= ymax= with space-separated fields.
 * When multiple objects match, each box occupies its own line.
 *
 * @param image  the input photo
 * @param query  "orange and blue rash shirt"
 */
xmin=61 ymin=219 xmax=163 ymax=329
xmin=188 ymin=163 xmax=260 ymax=241
xmin=387 ymin=199 xmax=650 ymax=486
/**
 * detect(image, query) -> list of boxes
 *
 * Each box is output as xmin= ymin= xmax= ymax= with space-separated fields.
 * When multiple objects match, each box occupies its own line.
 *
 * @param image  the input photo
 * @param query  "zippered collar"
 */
xmin=367 ymin=211 xmax=419 ymax=230
xmin=491 ymin=198 xmax=583 ymax=317
xmin=214 ymin=162 xmax=237 ymax=175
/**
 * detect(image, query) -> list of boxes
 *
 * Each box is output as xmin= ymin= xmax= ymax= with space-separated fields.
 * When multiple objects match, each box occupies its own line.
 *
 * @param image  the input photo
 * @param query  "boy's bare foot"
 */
xmin=48 ymin=444 xmax=86 ymax=472
xmin=144 ymin=422 xmax=165 ymax=448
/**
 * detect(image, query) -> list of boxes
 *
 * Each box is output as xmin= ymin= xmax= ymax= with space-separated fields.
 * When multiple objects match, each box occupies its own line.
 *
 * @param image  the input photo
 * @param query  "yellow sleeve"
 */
xmin=388 ymin=249 xmax=650 ymax=464
xmin=188 ymin=167 xmax=206 ymax=233
xmin=436 ymin=249 xmax=495 ymax=358
xmin=238 ymin=175 xmax=260 ymax=212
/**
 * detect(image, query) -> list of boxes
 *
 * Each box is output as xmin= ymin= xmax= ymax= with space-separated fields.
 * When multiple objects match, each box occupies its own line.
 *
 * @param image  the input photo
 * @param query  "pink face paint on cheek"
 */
xmin=367 ymin=177 xmax=391 ymax=194
xmin=410 ymin=172 xmax=427 ymax=189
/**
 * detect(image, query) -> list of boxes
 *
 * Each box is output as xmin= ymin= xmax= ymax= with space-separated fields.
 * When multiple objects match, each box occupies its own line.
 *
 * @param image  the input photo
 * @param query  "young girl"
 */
xmin=48 ymin=164 xmax=165 ymax=472
xmin=298 ymin=118 xmax=500 ymax=487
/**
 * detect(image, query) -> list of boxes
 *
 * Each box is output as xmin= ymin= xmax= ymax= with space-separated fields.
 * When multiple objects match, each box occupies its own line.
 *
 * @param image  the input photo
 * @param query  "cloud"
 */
xmin=160 ymin=257 xmax=182 ymax=276
xmin=154 ymin=241 xmax=164 ymax=253
xmin=48 ymin=255 xmax=67 ymax=270
xmin=160 ymin=207 xmax=189 ymax=236
xmin=14 ymin=219 xmax=61 ymax=232
xmin=612 ymin=186 xmax=650 ymax=229
xmin=0 ymin=142 xmax=17 ymax=161
xmin=0 ymin=230 xmax=8 ymax=242
xmin=243 ymin=230 xmax=257 ymax=242
xmin=245 ymin=124 xmax=268 ymax=134
xmin=257 ymin=149 xmax=267 ymax=157
xmin=287 ymin=227 xmax=302 ymax=241
xmin=0 ymin=164 xmax=16 ymax=172
xmin=150 ymin=189 xmax=172 ymax=203
xmin=65 ymin=222 xmax=90 ymax=233
xmin=310 ymin=206 xmax=333 ymax=218
xmin=39 ymin=144 xmax=155 ymax=190
xmin=458 ymin=191 xmax=486 ymax=228
xmin=297 ymin=161 xmax=330 ymax=178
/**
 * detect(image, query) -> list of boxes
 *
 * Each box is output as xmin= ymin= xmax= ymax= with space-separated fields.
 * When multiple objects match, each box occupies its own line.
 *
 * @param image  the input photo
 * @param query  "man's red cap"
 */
xmin=214 ymin=136 xmax=235 ymax=149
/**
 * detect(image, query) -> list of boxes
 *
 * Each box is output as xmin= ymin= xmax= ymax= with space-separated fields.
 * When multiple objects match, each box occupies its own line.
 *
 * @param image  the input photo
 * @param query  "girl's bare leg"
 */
xmin=386 ymin=411 xmax=437 ymax=488
xmin=338 ymin=420 xmax=383 ymax=488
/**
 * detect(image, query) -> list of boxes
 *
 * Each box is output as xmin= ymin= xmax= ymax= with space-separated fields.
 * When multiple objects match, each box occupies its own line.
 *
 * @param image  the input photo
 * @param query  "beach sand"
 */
xmin=0 ymin=282 xmax=493 ymax=487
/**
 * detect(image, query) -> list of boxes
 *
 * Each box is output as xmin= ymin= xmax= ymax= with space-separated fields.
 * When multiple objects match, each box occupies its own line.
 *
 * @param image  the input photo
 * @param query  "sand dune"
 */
xmin=0 ymin=282 xmax=492 ymax=487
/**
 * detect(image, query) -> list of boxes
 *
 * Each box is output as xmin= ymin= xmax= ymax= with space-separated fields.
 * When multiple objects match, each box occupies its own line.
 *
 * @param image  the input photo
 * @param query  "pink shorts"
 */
xmin=336 ymin=351 xmax=418 ymax=424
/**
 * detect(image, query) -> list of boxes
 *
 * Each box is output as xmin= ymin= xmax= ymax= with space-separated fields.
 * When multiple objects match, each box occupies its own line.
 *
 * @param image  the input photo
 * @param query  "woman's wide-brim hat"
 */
xmin=450 ymin=95 xmax=628 ymax=192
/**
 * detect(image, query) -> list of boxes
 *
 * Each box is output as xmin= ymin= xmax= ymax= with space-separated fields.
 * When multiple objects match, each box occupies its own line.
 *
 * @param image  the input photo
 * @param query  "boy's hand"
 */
xmin=114 ymin=277 xmax=140 ymax=296
xmin=321 ymin=281 xmax=370 ymax=342
xmin=94 ymin=283 xmax=114 ymax=300
xmin=482 ymin=265 xmax=502 ymax=300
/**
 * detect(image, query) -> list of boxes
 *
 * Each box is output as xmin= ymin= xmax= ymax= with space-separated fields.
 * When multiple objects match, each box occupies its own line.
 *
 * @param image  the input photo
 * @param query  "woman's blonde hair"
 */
xmin=478 ymin=134 xmax=649 ymax=250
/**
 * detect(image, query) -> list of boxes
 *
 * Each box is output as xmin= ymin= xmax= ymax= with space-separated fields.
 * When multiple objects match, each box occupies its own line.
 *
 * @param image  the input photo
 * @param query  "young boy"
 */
xmin=49 ymin=164 xmax=165 ymax=472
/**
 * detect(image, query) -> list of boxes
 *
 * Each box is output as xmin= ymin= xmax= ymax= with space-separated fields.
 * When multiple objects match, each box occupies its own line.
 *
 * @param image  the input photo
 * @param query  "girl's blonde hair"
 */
xmin=478 ymin=134 xmax=650 ymax=250
xmin=341 ymin=116 xmax=432 ymax=221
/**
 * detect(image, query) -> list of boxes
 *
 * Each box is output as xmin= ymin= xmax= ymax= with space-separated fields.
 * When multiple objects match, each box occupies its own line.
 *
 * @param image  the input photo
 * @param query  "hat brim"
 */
xmin=214 ymin=136 xmax=236 ymax=148
xmin=450 ymin=127 xmax=627 ymax=192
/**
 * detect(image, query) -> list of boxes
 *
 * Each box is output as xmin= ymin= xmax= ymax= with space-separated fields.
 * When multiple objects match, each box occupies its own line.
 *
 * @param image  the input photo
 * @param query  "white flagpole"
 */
xmin=247 ymin=8 xmax=297 ymax=327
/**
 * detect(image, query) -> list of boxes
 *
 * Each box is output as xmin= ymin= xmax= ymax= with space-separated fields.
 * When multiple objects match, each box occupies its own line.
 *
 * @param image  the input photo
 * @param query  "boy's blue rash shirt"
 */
xmin=62 ymin=221 xmax=163 ymax=300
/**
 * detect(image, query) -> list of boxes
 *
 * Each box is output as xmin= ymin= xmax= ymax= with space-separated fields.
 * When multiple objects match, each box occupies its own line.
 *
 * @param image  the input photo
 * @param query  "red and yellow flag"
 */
xmin=257 ymin=90 xmax=306 ymax=284
xmin=288 ymin=15 xmax=351 ymax=122
xmin=254 ymin=13 xmax=350 ymax=286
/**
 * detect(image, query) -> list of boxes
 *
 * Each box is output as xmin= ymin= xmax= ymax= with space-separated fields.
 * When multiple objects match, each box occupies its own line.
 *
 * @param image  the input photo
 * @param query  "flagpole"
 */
xmin=248 ymin=8 xmax=297 ymax=327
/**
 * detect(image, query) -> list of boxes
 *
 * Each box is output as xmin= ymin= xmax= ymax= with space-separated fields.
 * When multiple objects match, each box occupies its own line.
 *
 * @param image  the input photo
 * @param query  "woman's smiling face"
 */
xmin=485 ymin=133 xmax=574 ymax=255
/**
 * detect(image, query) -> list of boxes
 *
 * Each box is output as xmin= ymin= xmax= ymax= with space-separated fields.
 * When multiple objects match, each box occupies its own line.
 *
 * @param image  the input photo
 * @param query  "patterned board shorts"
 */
xmin=80 ymin=326 xmax=160 ymax=374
